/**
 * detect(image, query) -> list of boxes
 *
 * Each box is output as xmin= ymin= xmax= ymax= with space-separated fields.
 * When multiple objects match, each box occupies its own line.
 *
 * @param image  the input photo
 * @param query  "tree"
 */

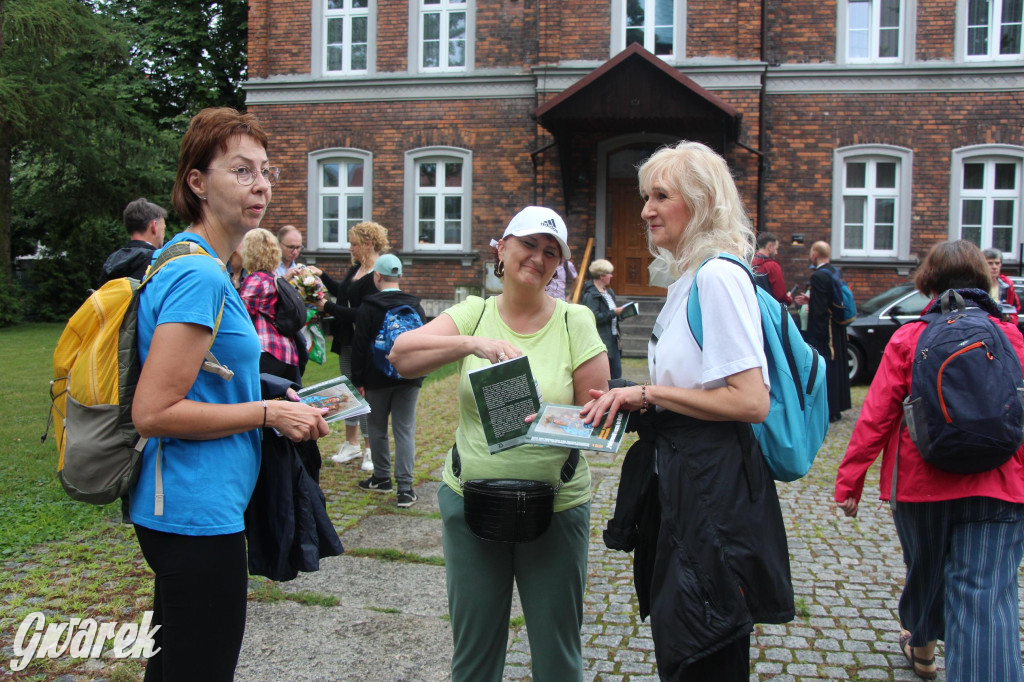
xmin=1 ymin=0 xmax=248 ymax=319
xmin=0 ymin=0 xmax=171 ymax=279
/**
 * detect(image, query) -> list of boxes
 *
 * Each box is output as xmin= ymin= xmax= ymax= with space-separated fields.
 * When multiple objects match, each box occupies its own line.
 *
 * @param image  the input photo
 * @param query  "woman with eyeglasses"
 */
xmin=130 ymin=107 xmax=329 ymax=681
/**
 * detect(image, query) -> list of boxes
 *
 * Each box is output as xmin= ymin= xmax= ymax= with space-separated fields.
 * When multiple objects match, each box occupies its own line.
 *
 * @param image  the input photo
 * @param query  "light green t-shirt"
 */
xmin=442 ymin=296 xmax=606 ymax=512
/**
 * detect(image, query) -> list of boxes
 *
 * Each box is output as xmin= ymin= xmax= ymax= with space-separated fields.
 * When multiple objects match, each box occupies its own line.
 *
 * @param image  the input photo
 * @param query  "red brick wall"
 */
xmin=765 ymin=0 xmax=835 ymax=64
xmin=764 ymin=91 xmax=1024 ymax=293
xmin=916 ymin=0 xmax=956 ymax=61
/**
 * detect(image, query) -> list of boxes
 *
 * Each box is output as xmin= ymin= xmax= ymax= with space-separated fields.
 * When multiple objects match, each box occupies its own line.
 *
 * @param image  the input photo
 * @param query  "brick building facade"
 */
xmin=245 ymin=0 xmax=1024 ymax=317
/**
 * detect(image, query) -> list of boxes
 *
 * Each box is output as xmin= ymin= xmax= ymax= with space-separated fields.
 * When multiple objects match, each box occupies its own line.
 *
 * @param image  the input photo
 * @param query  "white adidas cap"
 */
xmin=501 ymin=206 xmax=571 ymax=261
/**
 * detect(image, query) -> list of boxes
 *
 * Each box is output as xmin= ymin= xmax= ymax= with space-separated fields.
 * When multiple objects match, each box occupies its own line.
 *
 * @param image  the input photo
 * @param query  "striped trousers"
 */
xmin=893 ymin=496 xmax=1024 ymax=682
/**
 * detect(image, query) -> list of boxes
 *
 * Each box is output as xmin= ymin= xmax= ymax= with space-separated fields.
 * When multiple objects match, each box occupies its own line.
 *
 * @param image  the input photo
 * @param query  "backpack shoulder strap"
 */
xmin=686 ymin=254 xmax=757 ymax=349
xmin=139 ymin=240 xmax=232 ymax=380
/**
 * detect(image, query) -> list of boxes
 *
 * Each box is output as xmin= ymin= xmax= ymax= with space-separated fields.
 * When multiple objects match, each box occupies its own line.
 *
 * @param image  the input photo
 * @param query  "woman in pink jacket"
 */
xmin=835 ymin=239 xmax=1024 ymax=682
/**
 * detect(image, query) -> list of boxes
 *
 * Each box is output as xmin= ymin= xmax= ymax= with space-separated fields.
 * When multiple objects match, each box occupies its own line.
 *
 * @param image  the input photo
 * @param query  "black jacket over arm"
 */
xmin=320 ymin=264 xmax=377 ymax=353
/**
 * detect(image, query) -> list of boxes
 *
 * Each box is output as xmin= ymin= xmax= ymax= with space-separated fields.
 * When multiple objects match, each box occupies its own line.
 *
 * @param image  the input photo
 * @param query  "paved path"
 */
xmin=237 ymin=360 xmax=1024 ymax=681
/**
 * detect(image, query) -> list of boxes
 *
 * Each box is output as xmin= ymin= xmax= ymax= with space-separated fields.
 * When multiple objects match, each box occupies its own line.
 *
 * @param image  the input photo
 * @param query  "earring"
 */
xmin=494 ymin=260 xmax=505 ymax=277
xmin=198 ymin=195 xmax=207 ymax=201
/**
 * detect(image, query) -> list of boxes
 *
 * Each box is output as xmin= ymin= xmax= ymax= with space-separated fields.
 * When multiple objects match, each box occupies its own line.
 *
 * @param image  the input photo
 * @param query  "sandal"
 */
xmin=900 ymin=630 xmax=938 ymax=680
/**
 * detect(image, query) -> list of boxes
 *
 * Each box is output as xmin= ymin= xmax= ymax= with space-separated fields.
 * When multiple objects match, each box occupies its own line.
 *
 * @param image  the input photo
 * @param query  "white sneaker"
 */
xmin=360 ymin=448 xmax=374 ymax=472
xmin=331 ymin=442 xmax=362 ymax=463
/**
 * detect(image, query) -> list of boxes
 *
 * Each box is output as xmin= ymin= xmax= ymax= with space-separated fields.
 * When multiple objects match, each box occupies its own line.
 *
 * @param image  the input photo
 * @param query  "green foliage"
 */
xmin=20 ymin=217 xmax=125 ymax=321
xmin=0 ymin=268 xmax=24 ymax=326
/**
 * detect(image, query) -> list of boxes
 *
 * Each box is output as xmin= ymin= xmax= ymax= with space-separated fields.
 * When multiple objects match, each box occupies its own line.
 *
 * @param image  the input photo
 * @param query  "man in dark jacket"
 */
xmin=795 ymin=241 xmax=851 ymax=422
xmin=350 ymin=254 xmax=426 ymax=508
xmin=100 ymin=198 xmax=167 ymax=284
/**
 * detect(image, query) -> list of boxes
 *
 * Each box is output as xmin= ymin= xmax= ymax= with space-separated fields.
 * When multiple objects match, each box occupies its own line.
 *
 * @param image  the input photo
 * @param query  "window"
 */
xmin=324 ymin=0 xmax=369 ymax=73
xmin=307 ymin=149 xmax=372 ymax=251
xmin=965 ymin=0 xmax=1023 ymax=59
xmin=419 ymin=0 xmax=467 ymax=71
xmin=612 ymin=0 xmax=684 ymax=60
xmin=625 ymin=0 xmax=675 ymax=56
xmin=832 ymin=146 xmax=913 ymax=259
xmin=404 ymin=147 xmax=472 ymax=252
xmin=951 ymin=146 xmax=1024 ymax=257
xmin=846 ymin=0 xmax=903 ymax=62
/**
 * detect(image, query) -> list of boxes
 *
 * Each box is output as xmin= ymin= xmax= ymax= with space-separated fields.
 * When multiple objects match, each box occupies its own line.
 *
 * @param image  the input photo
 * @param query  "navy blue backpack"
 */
xmin=687 ymin=255 xmax=829 ymax=482
xmin=902 ymin=290 xmax=1024 ymax=474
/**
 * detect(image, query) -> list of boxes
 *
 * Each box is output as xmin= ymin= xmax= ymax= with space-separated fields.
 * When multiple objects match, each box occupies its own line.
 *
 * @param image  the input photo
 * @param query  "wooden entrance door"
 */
xmin=607 ymin=178 xmax=662 ymax=297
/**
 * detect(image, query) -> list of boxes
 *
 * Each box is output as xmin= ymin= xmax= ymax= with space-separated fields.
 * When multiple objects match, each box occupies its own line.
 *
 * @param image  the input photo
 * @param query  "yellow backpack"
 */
xmin=46 ymin=241 xmax=231 ymax=511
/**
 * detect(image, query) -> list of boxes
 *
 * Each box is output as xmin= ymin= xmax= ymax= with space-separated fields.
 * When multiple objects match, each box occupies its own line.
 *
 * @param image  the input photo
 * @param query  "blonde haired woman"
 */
xmin=318 ymin=221 xmax=389 ymax=469
xmin=239 ymin=227 xmax=300 ymax=383
xmin=583 ymin=141 xmax=793 ymax=680
xmin=581 ymin=258 xmax=624 ymax=380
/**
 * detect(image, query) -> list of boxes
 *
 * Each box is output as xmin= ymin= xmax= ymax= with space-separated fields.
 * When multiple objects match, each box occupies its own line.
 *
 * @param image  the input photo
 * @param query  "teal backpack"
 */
xmin=687 ymin=255 xmax=830 ymax=482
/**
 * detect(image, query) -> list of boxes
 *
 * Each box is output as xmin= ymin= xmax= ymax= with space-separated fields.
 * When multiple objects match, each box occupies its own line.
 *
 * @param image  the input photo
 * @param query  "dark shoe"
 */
xmin=396 ymin=490 xmax=418 ymax=508
xmin=900 ymin=630 xmax=937 ymax=680
xmin=358 ymin=476 xmax=392 ymax=493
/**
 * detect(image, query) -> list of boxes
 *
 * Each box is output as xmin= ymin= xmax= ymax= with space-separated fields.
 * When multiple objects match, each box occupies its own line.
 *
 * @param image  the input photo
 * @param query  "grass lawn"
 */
xmin=0 ymin=322 xmax=456 ymax=557
xmin=0 ymin=320 xmax=461 ymax=680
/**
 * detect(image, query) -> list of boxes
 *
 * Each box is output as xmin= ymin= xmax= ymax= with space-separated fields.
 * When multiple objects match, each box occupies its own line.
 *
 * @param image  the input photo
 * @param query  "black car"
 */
xmin=845 ymin=284 xmax=932 ymax=384
xmin=846 ymin=279 xmax=1024 ymax=384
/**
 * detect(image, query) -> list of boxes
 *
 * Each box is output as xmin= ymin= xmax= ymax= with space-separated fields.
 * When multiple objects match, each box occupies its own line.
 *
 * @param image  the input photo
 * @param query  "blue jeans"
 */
xmin=893 ymin=496 xmax=1024 ymax=682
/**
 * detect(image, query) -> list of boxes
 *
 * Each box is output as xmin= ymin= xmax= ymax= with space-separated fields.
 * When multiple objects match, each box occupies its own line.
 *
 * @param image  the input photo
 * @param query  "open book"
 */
xmin=297 ymin=375 xmax=371 ymax=424
xmin=468 ymin=356 xmax=626 ymax=454
xmin=618 ymin=301 xmax=639 ymax=320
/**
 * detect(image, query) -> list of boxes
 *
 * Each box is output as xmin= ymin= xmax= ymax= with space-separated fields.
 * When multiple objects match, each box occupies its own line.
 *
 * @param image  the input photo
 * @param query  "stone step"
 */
xmin=617 ymin=295 xmax=663 ymax=359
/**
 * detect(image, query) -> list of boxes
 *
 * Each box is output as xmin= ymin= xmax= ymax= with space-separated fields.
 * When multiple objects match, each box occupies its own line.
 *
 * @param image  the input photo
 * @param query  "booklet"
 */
xmin=296 ymin=375 xmax=371 ymax=424
xmin=619 ymin=301 xmax=639 ymax=320
xmin=525 ymin=403 xmax=628 ymax=453
xmin=468 ymin=355 xmax=627 ymax=454
xmin=468 ymin=355 xmax=542 ymax=453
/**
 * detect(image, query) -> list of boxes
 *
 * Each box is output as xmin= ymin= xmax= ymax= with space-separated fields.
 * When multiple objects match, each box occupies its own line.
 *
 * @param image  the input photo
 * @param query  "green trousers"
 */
xmin=438 ymin=483 xmax=590 ymax=682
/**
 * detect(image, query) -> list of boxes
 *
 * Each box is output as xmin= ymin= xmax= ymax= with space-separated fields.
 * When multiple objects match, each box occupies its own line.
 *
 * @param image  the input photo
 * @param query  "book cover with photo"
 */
xmin=525 ymin=403 xmax=627 ymax=453
xmin=296 ymin=375 xmax=371 ymax=424
xmin=618 ymin=301 xmax=639 ymax=320
xmin=468 ymin=355 xmax=541 ymax=454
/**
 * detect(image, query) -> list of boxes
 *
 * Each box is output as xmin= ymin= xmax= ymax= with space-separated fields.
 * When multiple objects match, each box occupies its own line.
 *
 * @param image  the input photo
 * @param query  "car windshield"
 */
xmin=858 ymin=285 xmax=916 ymax=316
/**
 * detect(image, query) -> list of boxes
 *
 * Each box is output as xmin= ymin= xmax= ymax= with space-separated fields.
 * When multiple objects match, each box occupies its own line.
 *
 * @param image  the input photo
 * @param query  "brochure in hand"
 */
xmin=525 ymin=403 xmax=627 ymax=453
xmin=468 ymin=355 xmax=627 ymax=454
xmin=468 ymin=355 xmax=541 ymax=453
xmin=296 ymin=375 xmax=370 ymax=424
xmin=618 ymin=301 xmax=639 ymax=320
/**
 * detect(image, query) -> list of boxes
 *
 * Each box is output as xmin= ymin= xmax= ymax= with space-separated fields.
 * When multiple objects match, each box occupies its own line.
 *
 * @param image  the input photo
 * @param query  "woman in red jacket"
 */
xmin=835 ymin=239 xmax=1024 ymax=682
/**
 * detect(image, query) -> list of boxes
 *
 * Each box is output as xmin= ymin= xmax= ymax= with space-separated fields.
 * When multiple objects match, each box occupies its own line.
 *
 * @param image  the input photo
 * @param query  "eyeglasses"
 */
xmin=282 ymin=244 xmax=302 ymax=252
xmin=208 ymin=166 xmax=281 ymax=187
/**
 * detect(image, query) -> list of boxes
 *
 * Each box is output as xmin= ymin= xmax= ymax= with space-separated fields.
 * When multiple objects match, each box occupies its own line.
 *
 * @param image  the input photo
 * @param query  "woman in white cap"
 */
xmin=391 ymin=206 xmax=609 ymax=682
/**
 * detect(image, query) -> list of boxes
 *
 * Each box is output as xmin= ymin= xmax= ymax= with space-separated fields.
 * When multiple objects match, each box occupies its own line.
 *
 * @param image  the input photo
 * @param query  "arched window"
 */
xmin=832 ymin=145 xmax=913 ymax=259
xmin=404 ymin=147 xmax=472 ymax=251
xmin=950 ymin=145 xmax=1024 ymax=258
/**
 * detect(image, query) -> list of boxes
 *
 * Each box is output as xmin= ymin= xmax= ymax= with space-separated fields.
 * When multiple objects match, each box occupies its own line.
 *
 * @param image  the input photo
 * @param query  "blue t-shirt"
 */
xmin=130 ymin=232 xmax=262 ymax=535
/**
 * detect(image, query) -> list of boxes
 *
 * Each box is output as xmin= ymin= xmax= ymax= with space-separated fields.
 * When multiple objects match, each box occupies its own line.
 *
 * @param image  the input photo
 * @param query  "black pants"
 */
xmin=135 ymin=526 xmax=248 ymax=682
xmin=674 ymin=634 xmax=749 ymax=681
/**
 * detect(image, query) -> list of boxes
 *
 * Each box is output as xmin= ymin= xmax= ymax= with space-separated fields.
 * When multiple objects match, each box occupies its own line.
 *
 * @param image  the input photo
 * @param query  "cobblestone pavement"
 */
xmin=496 ymin=361 xmax=1023 ymax=681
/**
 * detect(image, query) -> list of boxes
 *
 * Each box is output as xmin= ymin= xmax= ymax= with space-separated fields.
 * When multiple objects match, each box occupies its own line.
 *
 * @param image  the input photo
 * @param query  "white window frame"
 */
xmin=832 ymin=145 xmax=913 ymax=260
xmin=949 ymin=145 xmax=1024 ymax=260
xmin=403 ymin=147 xmax=472 ymax=252
xmin=312 ymin=0 xmax=376 ymax=76
xmin=409 ymin=0 xmax=472 ymax=73
xmin=837 ymin=0 xmax=912 ymax=64
xmin=610 ymin=0 xmax=686 ymax=62
xmin=959 ymin=0 xmax=1024 ymax=61
xmin=307 ymin=148 xmax=373 ymax=252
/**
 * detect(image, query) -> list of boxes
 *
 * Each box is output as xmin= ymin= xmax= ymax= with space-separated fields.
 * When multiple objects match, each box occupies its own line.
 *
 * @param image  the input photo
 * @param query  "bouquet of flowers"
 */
xmin=288 ymin=265 xmax=328 ymax=305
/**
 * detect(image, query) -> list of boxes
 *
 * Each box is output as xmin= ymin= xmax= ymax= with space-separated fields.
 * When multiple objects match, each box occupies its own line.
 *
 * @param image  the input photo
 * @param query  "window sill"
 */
xmin=397 ymin=251 xmax=480 ymax=268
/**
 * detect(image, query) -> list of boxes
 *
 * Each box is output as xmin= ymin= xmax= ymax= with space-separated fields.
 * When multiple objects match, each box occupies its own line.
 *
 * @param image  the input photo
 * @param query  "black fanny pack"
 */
xmin=453 ymin=443 xmax=580 ymax=543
